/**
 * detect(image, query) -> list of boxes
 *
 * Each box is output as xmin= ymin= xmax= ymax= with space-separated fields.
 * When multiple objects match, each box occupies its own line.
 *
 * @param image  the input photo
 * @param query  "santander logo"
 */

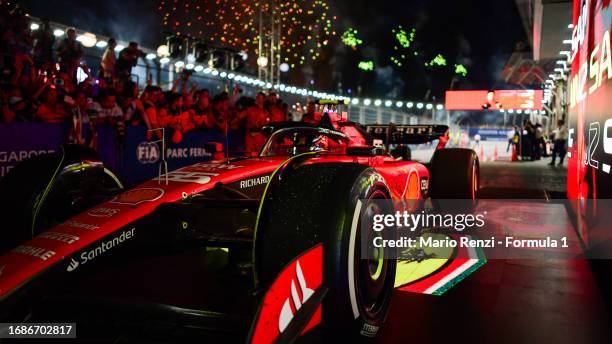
xmin=66 ymin=258 xmax=79 ymax=272
xmin=278 ymin=261 xmax=315 ymax=332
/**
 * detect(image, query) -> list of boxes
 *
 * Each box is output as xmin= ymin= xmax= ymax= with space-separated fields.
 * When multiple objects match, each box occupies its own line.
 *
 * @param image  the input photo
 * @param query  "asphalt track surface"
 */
xmin=379 ymin=158 xmax=612 ymax=344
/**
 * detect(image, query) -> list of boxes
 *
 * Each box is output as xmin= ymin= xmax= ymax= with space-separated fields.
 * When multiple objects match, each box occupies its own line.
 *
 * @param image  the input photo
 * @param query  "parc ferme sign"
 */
xmin=567 ymin=0 xmax=612 ymax=200
xmin=122 ymin=126 xmax=231 ymax=186
xmin=129 ymin=136 xmax=214 ymax=186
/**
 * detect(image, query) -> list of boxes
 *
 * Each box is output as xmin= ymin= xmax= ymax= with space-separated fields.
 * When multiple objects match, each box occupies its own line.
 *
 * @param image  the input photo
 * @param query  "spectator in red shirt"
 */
xmin=159 ymin=92 xmax=182 ymax=128
xmin=210 ymin=92 xmax=231 ymax=132
xmin=267 ymin=92 xmax=285 ymax=122
xmin=183 ymin=92 xmax=195 ymax=109
xmin=244 ymin=92 xmax=269 ymax=154
xmin=176 ymin=92 xmax=200 ymax=132
xmin=302 ymin=101 xmax=318 ymax=125
xmin=1 ymin=86 xmax=34 ymax=122
xmin=140 ymin=85 xmax=163 ymax=140
xmin=160 ymin=92 xmax=193 ymax=143
xmin=35 ymin=86 xmax=68 ymax=123
xmin=192 ymin=89 xmax=212 ymax=129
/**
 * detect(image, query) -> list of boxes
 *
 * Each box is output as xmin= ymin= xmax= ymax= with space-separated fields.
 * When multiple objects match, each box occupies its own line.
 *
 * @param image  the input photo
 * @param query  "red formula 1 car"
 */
xmin=0 ymin=108 xmax=479 ymax=342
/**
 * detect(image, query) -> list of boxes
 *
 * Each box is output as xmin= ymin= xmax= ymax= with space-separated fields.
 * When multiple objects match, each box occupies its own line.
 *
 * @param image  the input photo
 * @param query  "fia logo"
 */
xmin=66 ymin=258 xmax=79 ymax=272
xmin=278 ymin=261 xmax=314 ymax=332
xmin=137 ymin=142 xmax=160 ymax=164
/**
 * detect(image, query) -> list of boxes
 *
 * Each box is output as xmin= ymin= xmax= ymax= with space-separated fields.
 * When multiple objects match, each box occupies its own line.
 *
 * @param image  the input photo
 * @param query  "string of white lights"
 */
xmin=28 ymin=16 xmax=443 ymax=112
xmin=543 ymin=23 xmax=574 ymax=105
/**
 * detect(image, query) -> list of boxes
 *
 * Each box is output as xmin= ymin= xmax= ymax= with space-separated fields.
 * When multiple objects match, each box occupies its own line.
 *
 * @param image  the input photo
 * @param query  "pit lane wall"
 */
xmin=567 ymin=0 xmax=612 ymax=200
xmin=0 ymin=123 xmax=244 ymax=186
xmin=567 ymin=0 xmax=612 ymax=248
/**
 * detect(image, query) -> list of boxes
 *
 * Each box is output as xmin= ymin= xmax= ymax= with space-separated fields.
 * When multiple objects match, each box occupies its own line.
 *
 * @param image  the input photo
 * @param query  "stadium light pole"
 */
xmin=258 ymin=0 xmax=281 ymax=86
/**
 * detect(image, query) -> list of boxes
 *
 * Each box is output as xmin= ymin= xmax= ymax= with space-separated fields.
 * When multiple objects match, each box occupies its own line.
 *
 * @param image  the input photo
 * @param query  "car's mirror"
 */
xmin=261 ymin=126 xmax=275 ymax=137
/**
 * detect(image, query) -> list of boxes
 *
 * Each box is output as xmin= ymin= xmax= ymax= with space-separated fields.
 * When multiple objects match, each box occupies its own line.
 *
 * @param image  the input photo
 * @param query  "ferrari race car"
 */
xmin=0 ymin=109 xmax=479 ymax=342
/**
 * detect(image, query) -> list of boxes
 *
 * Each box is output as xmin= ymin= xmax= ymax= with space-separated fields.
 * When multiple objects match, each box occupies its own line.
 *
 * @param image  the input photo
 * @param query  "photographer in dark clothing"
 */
xmin=522 ymin=119 xmax=536 ymax=161
xmin=116 ymin=42 xmax=143 ymax=81
xmin=56 ymin=28 xmax=83 ymax=83
xmin=31 ymin=18 xmax=55 ymax=70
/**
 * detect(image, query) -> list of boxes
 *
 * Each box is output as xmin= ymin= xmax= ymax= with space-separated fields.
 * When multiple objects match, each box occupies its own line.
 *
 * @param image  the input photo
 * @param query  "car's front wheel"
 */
xmin=255 ymin=162 xmax=397 ymax=340
xmin=0 ymin=145 xmax=123 ymax=254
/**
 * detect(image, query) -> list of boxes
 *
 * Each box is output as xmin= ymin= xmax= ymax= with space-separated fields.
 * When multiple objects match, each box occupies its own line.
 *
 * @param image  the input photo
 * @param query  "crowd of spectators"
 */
xmin=0 ymin=2 xmax=296 ymax=153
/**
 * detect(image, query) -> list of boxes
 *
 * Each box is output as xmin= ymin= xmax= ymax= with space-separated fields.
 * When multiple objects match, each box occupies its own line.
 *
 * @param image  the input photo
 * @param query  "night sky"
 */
xmin=18 ymin=0 xmax=527 ymax=101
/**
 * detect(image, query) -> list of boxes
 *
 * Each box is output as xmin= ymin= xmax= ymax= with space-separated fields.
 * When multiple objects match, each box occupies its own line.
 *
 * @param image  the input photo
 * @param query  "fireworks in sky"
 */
xmin=454 ymin=64 xmax=468 ymax=77
xmin=358 ymin=60 xmax=374 ymax=71
xmin=158 ymin=0 xmax=336 ymax=67
xmin=394 ymin=26 xmax=415 ymax=49
xmin=341 ymin=28 xmax=363 ymax=49
xmin=390 ymin=25 xmax=416 ymax=67
xmin=425 ymin=54 xmax=447 ymax=68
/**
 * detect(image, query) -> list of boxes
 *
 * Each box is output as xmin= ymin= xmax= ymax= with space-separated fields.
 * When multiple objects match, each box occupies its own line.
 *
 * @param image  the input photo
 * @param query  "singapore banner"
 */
xmin=0 ymin=123 xmax=68 ymax=178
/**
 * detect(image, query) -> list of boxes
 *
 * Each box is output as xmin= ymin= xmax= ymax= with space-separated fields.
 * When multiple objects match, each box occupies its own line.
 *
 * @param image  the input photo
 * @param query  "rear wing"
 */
xmin=364 ymin=124 xmax=449 ymax=145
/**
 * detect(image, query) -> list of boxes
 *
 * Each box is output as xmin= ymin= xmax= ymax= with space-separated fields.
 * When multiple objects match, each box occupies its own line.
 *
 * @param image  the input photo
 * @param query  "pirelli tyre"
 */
xmin=255 ymin=162 xmax=396 ymax=340
xmin=429 ymin=148 xmax=479 ymax=200
xmin=0 ymin=144 xmax=123 ymax=254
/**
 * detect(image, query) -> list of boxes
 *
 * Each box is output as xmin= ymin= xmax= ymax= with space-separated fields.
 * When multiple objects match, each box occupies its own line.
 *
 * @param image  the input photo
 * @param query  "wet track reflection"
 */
xmin=380 ymin=159 xmax=612 ymax=344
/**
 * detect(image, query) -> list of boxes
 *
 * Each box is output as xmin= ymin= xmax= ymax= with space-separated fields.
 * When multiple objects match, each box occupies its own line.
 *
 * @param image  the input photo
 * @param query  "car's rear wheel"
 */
xmin=429 ymin=148 xmax=479 ymax=200
xmin=255 ymin=162 xmax=396 ymax=340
